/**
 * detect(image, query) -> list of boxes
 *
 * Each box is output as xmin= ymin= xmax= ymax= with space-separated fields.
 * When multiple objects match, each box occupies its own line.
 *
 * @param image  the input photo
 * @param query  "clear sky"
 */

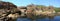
xmin=2 ymin=0 xmax=60 ymax=7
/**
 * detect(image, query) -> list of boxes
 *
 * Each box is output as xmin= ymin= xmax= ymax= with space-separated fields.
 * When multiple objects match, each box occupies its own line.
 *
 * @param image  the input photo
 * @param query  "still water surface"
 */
xmin=17 ymin=16 xmax=60 ymax=21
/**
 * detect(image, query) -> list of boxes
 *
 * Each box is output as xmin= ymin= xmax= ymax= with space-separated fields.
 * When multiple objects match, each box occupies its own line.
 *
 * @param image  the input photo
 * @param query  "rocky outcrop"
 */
xmin=0 ymin=1 xmax=17 ymax=9
xmin=0 ymin=1 xmax=21 ymax=21
xmin=7 ymin=13 xmax=20 ymax=19
xmin=26 ymin=4 xmax=56 ymax=16
xmin=0 ymin=1 xmax=57 ymax=21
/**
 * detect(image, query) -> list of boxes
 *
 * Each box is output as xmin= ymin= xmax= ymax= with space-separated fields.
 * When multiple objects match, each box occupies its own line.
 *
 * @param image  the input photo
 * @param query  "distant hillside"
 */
xmin=55 ymin=8 xmax=60 ymax=12
xmin=36 ymin=5 xmax=60 ymax=12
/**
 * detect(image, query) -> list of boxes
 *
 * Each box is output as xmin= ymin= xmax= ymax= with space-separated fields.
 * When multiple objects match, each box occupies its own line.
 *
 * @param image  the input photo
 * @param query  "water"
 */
xmin=17 ymin=16 xmax=60 ymax=21
xmin=17 ymin=18 xmax=32 ymax=21
xmin=36 ymin=16 xmax=60 ymax=21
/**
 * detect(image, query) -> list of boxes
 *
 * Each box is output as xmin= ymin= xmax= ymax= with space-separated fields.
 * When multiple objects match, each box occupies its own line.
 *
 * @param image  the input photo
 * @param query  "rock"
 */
xmin=7 ymin=13 xmax=20 ymax=19
xmin=57 ymin=12 xmax=60 ymax=14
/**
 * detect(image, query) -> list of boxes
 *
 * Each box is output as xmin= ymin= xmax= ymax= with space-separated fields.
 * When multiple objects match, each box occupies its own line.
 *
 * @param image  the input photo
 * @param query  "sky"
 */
xmin=1 ymin=0 xmax=60 ymax=7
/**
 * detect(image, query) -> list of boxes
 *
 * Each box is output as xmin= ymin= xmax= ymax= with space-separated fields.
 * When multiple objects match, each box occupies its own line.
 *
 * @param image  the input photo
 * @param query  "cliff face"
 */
xmin=0 ymin=1 xmax=17 ymax=9
xmin=0 ymin=1 xmax=20 ymax=13
xmin=0 ymin=1 xmax=20 ymax=21
xmin=26 ymin=4 xmax=56 ymax=16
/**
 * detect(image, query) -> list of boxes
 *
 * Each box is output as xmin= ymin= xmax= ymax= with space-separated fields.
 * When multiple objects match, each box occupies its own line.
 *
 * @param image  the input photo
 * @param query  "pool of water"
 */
xmin=17 ymin=16 xmax=60 ymax=21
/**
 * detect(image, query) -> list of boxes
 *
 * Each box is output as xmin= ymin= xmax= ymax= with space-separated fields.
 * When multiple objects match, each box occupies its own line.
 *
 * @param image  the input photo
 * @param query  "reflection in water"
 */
xmin=16 ymin=15 xmax=60 ymax=21
xmin=16 ymin=18 xmax=32 ymax=21
xmin=36 ymin=16 xmax=60 ymax=21
xmin=48 ymin=16 xmax=54 ymax=21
